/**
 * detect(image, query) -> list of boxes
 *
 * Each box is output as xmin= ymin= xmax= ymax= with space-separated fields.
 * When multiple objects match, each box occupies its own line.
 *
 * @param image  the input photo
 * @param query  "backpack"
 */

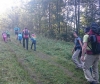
xmin=24 ymin=30 xmax=29 ymax=35
xmin=15 ymin=28 xmax=18 ymax=31
xmin=23 ymin=29 xmax=29 ymax=38
xmin=88 ymin=23 xmax=100 ymax=55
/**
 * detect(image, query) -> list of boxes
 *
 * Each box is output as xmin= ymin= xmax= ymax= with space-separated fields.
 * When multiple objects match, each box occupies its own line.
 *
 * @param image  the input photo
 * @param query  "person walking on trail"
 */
xmin=72 ymin=31 xmax=83 ymax=69
xmin=14 ymin=26 xmax=20 ymax=40
xmin=81 ymin=23 xmax=100 ymax=84
xmin=18 ymin=33 xmax=22 ymax=43
xmin=22 ymin=28 xmax=30 ymax=50
xmin=30 ymin=34 xmax=36 ymax=51
xmin=2 ymin=31 xmax=7 ymax=43
xmin=6 ymin=30 xmax=11 ymax=41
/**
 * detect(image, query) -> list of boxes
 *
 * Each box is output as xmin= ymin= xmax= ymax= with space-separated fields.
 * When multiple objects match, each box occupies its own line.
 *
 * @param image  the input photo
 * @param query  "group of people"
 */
xmin=14 ymin=26 xmax=36 ymax=51
xmin=2 ymin=30 xmax=11 ymax=42
xmin=2 ymin=26 xmax=36 ymax=51
xmin=2 ymin=24 xmax=100 ymax=84
xmin=72 ymin=23 xmax=100 ymax=84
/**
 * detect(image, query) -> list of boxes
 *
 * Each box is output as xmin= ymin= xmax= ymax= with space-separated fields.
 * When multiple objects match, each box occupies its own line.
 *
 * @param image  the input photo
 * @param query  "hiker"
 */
xmin=81 ymin=23 xmax=100 ymax=84
xmin=30 ymin=34 xmax=36 ymax=51
xmin=14 ymin=26 xmax=20 ymax=39
xmin=2 ymin=31 xmax=7 ymax=42
xmin=22 ymin=28 xmax=30 ymax=50
xmin=18 ymin=33 xmax=22 ymax=43
xmin=6 ymin=30 xmax=11 ymax=41
xmin=72 ymin=31 xmax=83 ymax=69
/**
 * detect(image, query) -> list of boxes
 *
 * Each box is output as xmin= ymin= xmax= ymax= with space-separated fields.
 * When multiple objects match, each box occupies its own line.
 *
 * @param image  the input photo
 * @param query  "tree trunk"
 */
xmin=77 ymin=0 xmax=80 ymax=35
xmin=49 ymin=3 xmax=51 ymax=30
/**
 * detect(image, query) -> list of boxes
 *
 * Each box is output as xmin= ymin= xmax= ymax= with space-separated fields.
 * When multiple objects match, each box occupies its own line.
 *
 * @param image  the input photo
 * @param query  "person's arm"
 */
xmin=79 ymin=40 xmax=83 ymax=48
xmin=81 ymin=35 xmax=89 ymax=61
xmin=81 ymin=42 xmax=87 ymax=61
xmin=72 ymin=45 xmax=75 ymax=53
xmin=29 ymin=31 xmax=31 ymax=38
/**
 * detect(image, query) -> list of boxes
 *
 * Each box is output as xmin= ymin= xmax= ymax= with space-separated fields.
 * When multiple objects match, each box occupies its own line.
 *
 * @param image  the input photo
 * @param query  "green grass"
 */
xmin=0 ymin=40 xmax=34 ymax=84
xmin=0 ymin=33 xmax=92 ymax=84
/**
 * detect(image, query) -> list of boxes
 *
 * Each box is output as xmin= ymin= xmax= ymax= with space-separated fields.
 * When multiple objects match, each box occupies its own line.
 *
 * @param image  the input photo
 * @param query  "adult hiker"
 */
xmin=72 ymin=31 xmax=83 ymax=69
xmin=81 ymin=23 xmax=100 ymax=84
xmin=22 ymin=28 xmax=30 ymax=50
xmin=30 ymin=33 xmax=36 ymax=51
xmin=14 ymin=26 xmax=20 ymax=39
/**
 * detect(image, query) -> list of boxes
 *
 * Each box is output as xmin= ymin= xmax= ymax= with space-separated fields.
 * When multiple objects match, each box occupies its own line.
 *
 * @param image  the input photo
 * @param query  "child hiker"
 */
xmin=2 ymin=31 xmax=7 ymax=42
xmin=30 ymin=34 xmax=36 ymax=51
xmin=18 ymin=33 xmax=22 ymax=43
xmin=6 ymin=30 xmax=11 ymax=41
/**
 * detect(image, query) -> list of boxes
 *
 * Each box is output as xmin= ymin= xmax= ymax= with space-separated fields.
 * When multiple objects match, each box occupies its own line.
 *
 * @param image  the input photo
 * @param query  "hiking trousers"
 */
xmin=83 ymin=54 xmax=100 ymax=83
xmin=23 ymin=38 xmax=29 ymax=50
xmin=31 ymin=40 xmax=36 ymax=51
xmin=72 ymin=49 xmax=83 ymax=69
xmin=3 ymin=37 xmax=7 ymax=42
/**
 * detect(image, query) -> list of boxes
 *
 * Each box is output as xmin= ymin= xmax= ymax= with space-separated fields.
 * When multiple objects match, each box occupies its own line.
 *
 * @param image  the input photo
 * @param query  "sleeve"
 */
xmin=77 ymin=37 xmax=81 ymax=41
xmin=83 ymin=35 xmax=89 ymax=43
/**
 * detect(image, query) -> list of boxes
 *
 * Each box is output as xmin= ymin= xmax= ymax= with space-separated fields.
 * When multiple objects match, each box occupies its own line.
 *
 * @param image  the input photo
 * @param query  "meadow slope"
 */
xmin=0 ymin=33 xmax=99 ymax=84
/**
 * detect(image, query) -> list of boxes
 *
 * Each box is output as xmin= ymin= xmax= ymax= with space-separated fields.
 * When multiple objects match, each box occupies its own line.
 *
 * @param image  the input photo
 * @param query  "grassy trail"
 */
xmin=0 ymin=38 xmax=34 ymax=84
xmin=0 ymin=34 xmax=91 ymax=84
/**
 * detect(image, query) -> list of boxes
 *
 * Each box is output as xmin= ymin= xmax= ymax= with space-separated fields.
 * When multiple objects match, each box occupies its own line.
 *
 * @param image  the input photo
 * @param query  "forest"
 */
xmin=1 ymin=0 xmax=100 ymax=41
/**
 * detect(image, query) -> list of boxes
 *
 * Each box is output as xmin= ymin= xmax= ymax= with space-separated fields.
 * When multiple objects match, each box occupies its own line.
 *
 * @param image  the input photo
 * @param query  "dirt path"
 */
xmin=6 ymin=41 xmax=44 ymax=84
xmin=35 ymin=51 xmax=78 ymax=80
xmin=10 ymin=39 xmax=80 ymax=83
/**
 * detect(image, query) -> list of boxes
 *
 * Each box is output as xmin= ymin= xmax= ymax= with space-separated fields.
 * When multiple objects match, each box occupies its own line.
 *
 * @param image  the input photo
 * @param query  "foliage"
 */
xmin=0 ymin=0 xmax=100 ymax=41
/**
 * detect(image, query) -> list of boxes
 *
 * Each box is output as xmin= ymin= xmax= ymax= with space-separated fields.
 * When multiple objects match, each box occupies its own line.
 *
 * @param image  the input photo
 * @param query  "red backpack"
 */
xmin=23 ymin=29 xmax=29 ymax=38
xmin=87 ymin=28 xmax=100 ymax=55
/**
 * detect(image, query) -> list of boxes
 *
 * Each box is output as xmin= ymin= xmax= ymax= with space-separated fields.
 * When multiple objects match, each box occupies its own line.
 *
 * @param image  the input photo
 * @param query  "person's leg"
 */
xmin=4 ymin=37 xmax=5 ymax=42
xmin=72 ymin=49 xmax=82 ymax=68
xmin=78 ymin=50 xmax=82 ymax=64
xmin=20 ymin=39 xmax=21 ymax=43
xmin=83 ymin=54 xmax=97 ymax=82
xmin=31 ymin=42 xmax=33 ymax=49
xmin=34 ymin=41 xmax=36 ymax=51
xmin=15 ymin=32 xmax=18 ymax=40
xmin=3 ymin=37 xmax=5 ymax=42
xmin=23 ymin=38 xmax=25 ymax=48
xmin=26 ymin=38 xmax=29 ymax=50
xmin=9 ymin=35 xmax=11 ymax=41
xmin=92 ymin=55 xmax=100 ymax=83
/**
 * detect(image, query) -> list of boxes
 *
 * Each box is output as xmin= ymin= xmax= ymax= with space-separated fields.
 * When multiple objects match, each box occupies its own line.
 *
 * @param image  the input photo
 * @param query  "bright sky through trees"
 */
xmin=0 ymin=0 xmax=14 ymax=13
xmin=0 ymin=0 xmax=27 ymax=13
